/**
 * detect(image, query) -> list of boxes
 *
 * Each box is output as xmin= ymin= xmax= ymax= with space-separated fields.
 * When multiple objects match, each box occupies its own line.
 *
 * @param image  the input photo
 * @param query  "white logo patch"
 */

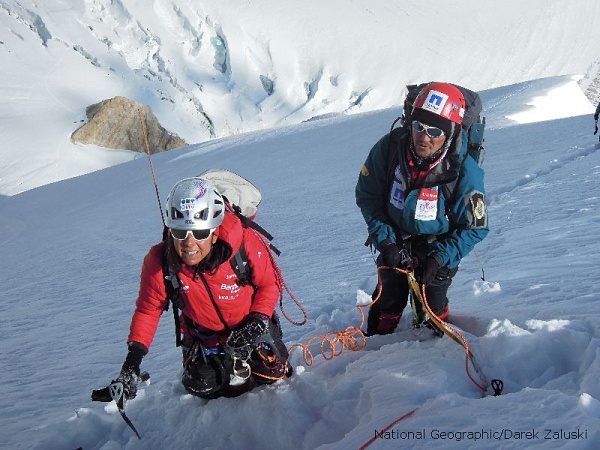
xmin=389 ymin=165 xmax=406 ymax=210
xmin=421 ymin=90 xmax=449 ymax=116
xmin=180 ymin=198 xmax=196 ymax=211
xmin=414 ymin=188 xmax=439 ymax=221
xmin=219 ymin=282 xmax=241 ymax=300
xmin=390 ymin=181 xmax=405 ymax=210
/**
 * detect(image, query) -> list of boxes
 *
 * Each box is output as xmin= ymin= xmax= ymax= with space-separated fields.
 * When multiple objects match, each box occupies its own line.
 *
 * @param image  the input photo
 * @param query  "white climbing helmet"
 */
xmin=165 ymin=177 xmax=225 ymax=230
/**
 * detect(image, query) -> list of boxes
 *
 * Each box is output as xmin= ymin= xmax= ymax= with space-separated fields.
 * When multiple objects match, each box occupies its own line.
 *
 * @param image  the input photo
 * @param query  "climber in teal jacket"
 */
xmin=355 ymin=82 xmax=489 ymax=336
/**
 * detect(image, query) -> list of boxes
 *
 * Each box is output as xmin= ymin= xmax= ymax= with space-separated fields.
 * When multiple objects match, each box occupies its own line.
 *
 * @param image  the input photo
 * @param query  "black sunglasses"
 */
xmin=412 ymin=120 xmax=445 ymax=138
xmin=170 ymin=228 xmax=214 ymax=241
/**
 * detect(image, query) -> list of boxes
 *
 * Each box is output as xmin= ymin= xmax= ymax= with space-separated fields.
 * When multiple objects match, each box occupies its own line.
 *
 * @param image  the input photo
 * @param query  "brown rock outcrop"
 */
xmin=71 ymin=96 xmax=187 ymax=153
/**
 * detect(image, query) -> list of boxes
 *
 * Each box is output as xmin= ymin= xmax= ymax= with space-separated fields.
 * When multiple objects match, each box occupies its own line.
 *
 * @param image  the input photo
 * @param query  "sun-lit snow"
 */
xmin=1 ymin=1 xmax=600 ymax=450
xmin=1 ymin=0 xmax=600 ymax=196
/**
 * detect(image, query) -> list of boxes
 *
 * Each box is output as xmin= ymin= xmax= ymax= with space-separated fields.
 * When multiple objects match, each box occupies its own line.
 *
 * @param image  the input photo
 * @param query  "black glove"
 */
xmin=380 ymin=242 xmax=415 ymax=269
xmin=226 ymin=313 xmax=269 ymax=360
xmin=380 ymin=243 xmax=402 ymax=268
xmin=115 ymin=342 xmax=147 ymax=400
xmin=420 ymin=256 xmax=440 ymax=286
xmin=595 ymin=124 xmax=598 ymax=135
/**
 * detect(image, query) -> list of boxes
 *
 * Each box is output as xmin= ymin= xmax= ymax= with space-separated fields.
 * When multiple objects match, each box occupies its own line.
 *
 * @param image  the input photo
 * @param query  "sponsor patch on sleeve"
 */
xmin=466 ymin=191 xmax=487 ymax=228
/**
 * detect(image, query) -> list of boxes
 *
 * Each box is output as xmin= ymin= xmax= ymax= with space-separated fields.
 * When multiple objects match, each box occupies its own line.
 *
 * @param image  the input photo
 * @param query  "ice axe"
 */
xmin=91 ymin=371 xmax=150 ymax=439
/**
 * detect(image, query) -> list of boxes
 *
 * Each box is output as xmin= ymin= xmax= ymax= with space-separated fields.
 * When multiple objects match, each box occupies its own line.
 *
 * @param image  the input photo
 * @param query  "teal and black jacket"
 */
xmin=355 ymin=127 xmax=488 ymax=269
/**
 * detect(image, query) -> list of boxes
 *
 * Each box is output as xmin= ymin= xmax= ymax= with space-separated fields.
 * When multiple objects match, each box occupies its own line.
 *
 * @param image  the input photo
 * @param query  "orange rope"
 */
xmin=251 ymin=361 xmax=290 ymax=382
xmin=355 ymin=269 xmax=491 ymax=449
xmin=286 ymin=266 xmax=492 ymax=449
xmin=287 ymin=266 xmax=489 ymax=395
xmin=406 ymin=272 xmax=489 ymax=394
xmin=287 ymin=266 xmax=393 ymax=366
xmin=288 ymin=325 xmax=367 ymax=367
xmin=241 ymin=221 xmax=308 ymax=326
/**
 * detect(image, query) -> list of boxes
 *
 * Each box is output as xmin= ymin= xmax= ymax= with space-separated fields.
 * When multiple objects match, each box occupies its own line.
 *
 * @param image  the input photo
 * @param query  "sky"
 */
xmin=1 ymin=1 xmax=600 ymax=450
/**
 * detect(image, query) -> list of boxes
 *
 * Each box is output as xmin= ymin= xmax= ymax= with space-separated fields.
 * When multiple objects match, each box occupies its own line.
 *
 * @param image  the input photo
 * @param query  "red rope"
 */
xmin=252 ymin=229 xmax=308 ymax=326
xmin=228 ymin=199 xmax=308 ymax=327
xmin=358 ymin=407 xmax=419 ymax=450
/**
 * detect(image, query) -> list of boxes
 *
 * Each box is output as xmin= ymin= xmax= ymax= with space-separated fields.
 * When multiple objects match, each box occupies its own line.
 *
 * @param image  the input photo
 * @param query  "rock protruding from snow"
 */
xmin=71 ymin=96 xmax=187 ymax=153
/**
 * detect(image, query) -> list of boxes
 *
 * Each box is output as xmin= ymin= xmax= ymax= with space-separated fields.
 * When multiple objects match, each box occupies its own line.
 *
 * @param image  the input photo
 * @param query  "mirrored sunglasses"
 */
xmin=412 ymin=120 xmax=445 ymax=138
xmin=170 ymin=228 xmax=215 ymax=241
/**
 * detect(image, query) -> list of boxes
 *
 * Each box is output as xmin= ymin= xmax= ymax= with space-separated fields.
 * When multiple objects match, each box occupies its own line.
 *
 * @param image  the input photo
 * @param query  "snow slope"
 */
xmin=1 ymin=1 xmax=600 ymax=449
xmin=1 ymin=75 xmax=600 ymax=450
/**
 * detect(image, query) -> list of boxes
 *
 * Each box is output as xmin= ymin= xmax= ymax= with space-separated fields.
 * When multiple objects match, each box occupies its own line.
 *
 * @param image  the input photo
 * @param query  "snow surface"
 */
xmin=1 ymin=1 xmax=600 ymax=450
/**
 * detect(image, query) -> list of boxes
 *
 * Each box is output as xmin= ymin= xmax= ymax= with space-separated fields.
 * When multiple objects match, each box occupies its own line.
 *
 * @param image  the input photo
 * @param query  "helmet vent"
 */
xmin=171 ymin=207 xmax=184 ymax=219
xmin=193 ymin=207 xmax=209 ymax=220
xmin=214 ymin=191 xmax=223 ymax=205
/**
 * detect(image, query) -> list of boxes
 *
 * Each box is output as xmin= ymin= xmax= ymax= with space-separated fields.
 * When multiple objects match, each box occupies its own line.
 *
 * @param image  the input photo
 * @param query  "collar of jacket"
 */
xmin=393 ymin=127 xmax=463 ymax=189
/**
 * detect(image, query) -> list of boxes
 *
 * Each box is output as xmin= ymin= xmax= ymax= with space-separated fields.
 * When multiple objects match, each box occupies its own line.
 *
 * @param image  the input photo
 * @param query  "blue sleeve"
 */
xmin=431 ymin=157 xmax=489 ymax=268
xmin=355 ymin=134 xmax=397 ymax=250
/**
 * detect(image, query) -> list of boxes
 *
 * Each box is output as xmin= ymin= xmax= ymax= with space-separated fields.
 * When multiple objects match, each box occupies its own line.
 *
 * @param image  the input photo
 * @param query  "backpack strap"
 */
xmin=231 ymin=242 xmax=252 ymax=287
xmin=387 ymin=119 xmax=461 ymax=222
xmin=441 ymin=156 xmax=464 ymax=215
xmin=196 ymin=272 xmax=231 ymax=334
xmin=228 ymin=204 xmax=281 ymax=256
xmin=386 ymin=121 xmax=406 ymax=196
xmin=162 ymin=250 xmax=234 ymax=347
xmin=369 ymin=122 xmax=408 ymax=249
xmin=441 ymin=143 xmax=475 ymax=217
xmin=162 ymin=246 xmax=185 ymax=347
xmin=161 ymin=226 xmax=261 ymax=347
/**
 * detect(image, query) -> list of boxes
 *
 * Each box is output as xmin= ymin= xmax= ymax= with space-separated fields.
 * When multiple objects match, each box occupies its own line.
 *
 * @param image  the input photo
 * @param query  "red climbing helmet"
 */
xmin=413 ymin=82 xmax=466 ymax=126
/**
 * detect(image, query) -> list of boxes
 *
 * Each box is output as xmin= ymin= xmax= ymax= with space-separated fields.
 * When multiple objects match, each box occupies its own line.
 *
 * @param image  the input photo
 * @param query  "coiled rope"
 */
xmin=288 ymin=265 xmax=495 ymax=394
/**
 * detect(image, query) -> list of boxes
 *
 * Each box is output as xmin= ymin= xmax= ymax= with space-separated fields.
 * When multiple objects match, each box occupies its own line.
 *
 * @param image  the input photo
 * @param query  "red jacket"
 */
xmin=127 ymin=213 xmax=281 ymax=349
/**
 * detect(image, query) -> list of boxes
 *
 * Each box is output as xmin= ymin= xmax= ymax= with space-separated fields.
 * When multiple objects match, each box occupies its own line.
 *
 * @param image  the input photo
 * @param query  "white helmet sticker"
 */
xmin=422 ymin=90 xmax=449 ymax=115
xmin=180 ymin=198 xmax=196 ymax=211
xmin=179 ymin=180 xmax=208 ymax=211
